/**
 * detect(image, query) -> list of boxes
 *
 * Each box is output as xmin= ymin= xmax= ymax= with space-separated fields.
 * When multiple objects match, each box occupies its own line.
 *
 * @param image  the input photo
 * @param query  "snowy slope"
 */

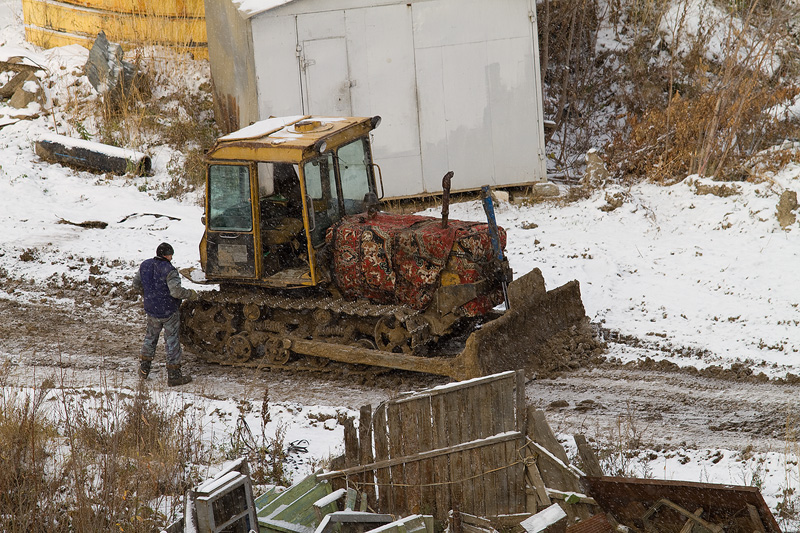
xmin=1 ymin=6 xmax=800 ymax=527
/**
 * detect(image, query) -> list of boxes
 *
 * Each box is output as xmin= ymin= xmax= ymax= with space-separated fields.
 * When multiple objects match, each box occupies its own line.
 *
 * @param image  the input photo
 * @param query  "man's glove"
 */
xmin=188 ymin=289 xmax=199 ymax=301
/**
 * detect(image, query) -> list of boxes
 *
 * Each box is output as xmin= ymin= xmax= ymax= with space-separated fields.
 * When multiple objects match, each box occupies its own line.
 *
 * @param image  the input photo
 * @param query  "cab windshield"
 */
xmin=208 ymin=164 xmax=252 ymax=231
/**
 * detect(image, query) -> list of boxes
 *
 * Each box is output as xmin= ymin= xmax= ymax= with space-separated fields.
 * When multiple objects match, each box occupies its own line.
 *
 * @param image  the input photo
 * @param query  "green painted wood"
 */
xmin=269 ymin=483 xmax=334 ymax=526
xmin=258 ymin=473 xmax=320 ymax=517
xmin=254 ymin=486 xmax=284 ymax=509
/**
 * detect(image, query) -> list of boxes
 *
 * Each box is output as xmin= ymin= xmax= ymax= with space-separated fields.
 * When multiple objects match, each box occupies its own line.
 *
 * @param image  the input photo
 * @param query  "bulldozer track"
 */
xmin=181 ymin=289 xmax=434 ymax=372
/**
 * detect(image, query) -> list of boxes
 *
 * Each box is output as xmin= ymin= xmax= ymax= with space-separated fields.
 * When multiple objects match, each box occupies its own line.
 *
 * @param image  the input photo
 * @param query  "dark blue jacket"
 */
xmin=139 ymin=257 xmax=181 ymax=318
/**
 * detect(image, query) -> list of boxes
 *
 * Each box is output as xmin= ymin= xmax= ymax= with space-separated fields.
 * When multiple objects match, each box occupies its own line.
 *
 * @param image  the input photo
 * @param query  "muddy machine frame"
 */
xmin=182 ymin=115 xmax=592 ymax=379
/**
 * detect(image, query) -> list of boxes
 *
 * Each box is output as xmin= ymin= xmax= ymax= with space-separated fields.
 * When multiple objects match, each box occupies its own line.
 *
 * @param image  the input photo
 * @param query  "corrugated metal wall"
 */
xmin=22 ymin=0 xmax=207 ymax=58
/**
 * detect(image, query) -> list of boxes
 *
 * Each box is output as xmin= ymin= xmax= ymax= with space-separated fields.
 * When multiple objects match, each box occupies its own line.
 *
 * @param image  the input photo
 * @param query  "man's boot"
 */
xmin=139 ymin=359 xmax=152 ymax=379
xmin=167 ymin=364 xmax=192 ymax=387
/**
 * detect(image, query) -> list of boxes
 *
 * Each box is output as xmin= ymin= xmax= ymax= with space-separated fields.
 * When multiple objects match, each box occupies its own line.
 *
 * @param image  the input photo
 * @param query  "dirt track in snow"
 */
xmin=1 ymin=279 xmax=798 ymax=455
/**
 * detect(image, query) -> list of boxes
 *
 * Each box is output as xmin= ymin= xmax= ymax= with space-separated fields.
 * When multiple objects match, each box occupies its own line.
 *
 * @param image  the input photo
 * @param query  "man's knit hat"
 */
xmin=156 ymin=242 xmax=174 ymax=258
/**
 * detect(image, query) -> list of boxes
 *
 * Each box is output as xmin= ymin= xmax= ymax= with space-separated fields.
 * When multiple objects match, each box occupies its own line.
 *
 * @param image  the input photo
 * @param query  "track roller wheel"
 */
xmin=374 ymin=315 xmax=413 ymax=353
xmin=266 ymin=338 xmax=292 ymax=365
xmin=225 ymin=332 xmax=253 ymax=363
xmin=182 ymin=301 xmax=236 ymax=352
xmin=243 ymin=303 xmax=261 ymax=321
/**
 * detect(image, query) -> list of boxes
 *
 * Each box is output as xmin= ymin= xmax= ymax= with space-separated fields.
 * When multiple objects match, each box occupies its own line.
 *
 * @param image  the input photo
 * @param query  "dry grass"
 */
xmin=59 ymin=42 xmax=219 ymax=199
xmin=542 ymin=0 xmax=800 ymax=185
xmin=0 ymin=367 xmax=209 ymax=532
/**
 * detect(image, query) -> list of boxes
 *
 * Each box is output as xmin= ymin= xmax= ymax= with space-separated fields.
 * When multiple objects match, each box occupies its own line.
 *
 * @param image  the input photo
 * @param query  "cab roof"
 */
xmin=206 ymin=115 xmax=377 ymax=164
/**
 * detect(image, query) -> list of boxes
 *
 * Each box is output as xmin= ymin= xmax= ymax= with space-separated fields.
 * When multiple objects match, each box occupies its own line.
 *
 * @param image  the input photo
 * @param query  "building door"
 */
xmin=300 ymin=37 xmax=352 ymax=116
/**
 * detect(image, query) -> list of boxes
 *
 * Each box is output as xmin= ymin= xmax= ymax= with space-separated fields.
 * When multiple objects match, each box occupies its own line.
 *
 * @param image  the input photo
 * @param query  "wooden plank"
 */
xmin=526 ymin=441 xmax=582 ymax=480
xmin=393 ymin=371 xmax=517 ymax=404
xmin=344 ymin=418 xmax=359 ymax=468
xmin=573 ymin=434 xmax=603 ymax=477
xmin=643 ymin=499 xmax=723 ymax=533
xmin=489 ymin=378 xmax=503 ymax=437
xmin=447 ymin=391 xmax=465 ymax=511
xmin=359 ymin=405 xmax=375 ymax=509
xmin=359 ymin=405 xmax=374 ymax=464
xmin=416 ymin=397 xmax=436 ymax=515
xmin=526 ymin=489 xmax=538 ymax=516
xmin=527 ymin=408 xmax=582 ymax=493
xmin=387 ymin=402 xmax=406 ymax=514
xmin=529 ymin=409 xmax=569 ymax=463
xmin=498 ymin=438 xmax=515 ymax=514
xmin=462 ymin=382 xmax=473 ymax=438
xmin=461 ymin=387 xmax=478 ymax=513
xmin=258 ymin=473 xmax=319 ymax=517
xmin=546 ymin=488 xmax=597 ymax=505
xmin=514 ymin=438 xmax=527 ymax=513
xmin=461 ymin=449 xmax=476 ymax=515
xmin=747 ymin=503 xmax=767 ymax=533
xmin=500 ymin=374 xmax=518 ymax=434
xmin=525 ymin=461 xmax=551 ymax=508
xmin=679 ymin=508 xmax=704 ymax=533
xmin=480 ymin=442 xmax=497 ymax=518
xmin=432 ymin=394 xmax=452 ymax=520
xmin=400 ymin=398 xmax=423 ymax=514
xmin=267 ymin=482 xmax=333 ymax=527
xmin=320 ymin=432 xmax=524 ymax=480
xmin=373 ymin=404 xmax=391 ymax=514
xmin=474 ymin=380 xmax=493 ymax=439
xmin=345 ymin=488 xmax=357 ymax=510
xmin=515 ymin=370 xmax=526 ymax=433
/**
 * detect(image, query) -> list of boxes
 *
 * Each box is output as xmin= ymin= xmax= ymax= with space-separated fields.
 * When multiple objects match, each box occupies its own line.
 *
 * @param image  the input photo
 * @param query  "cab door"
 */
xmin=205 ymin=163 xmax=257 ymax=279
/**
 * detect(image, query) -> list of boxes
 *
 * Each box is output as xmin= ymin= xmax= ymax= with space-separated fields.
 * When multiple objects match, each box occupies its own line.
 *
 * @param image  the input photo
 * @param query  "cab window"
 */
xmin=208 ymin=164 xmax=252 ymax=231
xmin=303 ymin=154 xmax=341 ymax=245
xmin=337 ymin=138 xmax=372 ymax=215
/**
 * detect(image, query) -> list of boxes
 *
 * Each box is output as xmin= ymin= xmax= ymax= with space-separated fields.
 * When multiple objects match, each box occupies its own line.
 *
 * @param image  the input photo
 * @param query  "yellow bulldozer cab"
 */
xmin=199 ymin=115 xmax=382 ymax=288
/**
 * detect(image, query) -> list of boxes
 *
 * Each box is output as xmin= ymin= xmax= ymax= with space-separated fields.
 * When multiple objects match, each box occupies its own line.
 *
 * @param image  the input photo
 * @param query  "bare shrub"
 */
xmin=542 ymin=0 xmax=800 ymax=185
xmin=0 ymin=372 xmax=210 ymax=532
xmin=225 ymin=391 xmax=292 ymax=487
xmin=67 ymin=48 xmax=218 ymax=197
xmin=0 ymin=379 xmax=59 ymax=532
xmin=604 ymin=0 xmax=800 ymax=183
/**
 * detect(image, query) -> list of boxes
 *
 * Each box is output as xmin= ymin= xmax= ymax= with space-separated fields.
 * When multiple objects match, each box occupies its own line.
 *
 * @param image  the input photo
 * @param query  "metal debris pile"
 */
xmin=168 ymin=371 xmax=781 ymax=533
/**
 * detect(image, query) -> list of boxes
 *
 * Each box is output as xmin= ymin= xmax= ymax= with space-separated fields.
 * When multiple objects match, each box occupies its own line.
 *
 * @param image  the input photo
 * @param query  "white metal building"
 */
xmin=204 ymin=0 xmax=547 ymax=198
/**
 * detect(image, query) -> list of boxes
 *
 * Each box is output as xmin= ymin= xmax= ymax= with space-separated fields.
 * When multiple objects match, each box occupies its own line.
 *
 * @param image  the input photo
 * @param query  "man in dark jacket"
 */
xmin=133 ymin=242 xmax=198 ymax=386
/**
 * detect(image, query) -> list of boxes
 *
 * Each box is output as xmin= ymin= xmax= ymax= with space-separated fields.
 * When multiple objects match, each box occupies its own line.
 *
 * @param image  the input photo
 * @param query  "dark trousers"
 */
xmin=140 ymin=311 xmax=182 ymax=366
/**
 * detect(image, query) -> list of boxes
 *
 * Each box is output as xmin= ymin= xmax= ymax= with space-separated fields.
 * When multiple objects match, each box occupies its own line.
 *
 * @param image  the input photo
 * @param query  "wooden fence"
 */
xmin=321 ymin=371 xmax=528 ymax=521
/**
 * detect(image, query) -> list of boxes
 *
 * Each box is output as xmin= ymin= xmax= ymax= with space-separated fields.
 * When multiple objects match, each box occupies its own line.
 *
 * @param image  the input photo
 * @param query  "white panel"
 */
xmin=344 ymin=4 xmax=424 ymax=197
xmin=486 ymin=37 xmax=541 ymax=182
xmin=412 ymin=0 xmax=531 ymax=49
xmin=440 ymin=41 xmax=494 ymax=189
xmin=372 ymin=148 xmax=425 ymax=199
xmin=302 ymin=37 xmax=353 ymax=115
xmin=414 ymin=46 xmax=449 ymax=193
xmin=252 ymin=15 xmax=304 ymax=118
xmin=296 ymin=10 xmax=346 ymax=41
xmin=245 ymin=0 xmax=400 ymax=19
xmin=413 ymin=0 xmax=546 ymax=193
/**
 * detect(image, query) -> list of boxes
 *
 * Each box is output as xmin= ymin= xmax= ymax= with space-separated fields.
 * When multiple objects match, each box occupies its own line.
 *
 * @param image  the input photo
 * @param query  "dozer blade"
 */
xmin=452 ymin=267 xmax=594 ymax=380
xmin=276 ymin=268 xmax=594 ymax=381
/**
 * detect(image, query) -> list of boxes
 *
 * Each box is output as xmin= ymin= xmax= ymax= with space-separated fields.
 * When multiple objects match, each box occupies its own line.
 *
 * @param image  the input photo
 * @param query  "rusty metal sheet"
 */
xmin=581 ymin=476 xmax=781 ymax=533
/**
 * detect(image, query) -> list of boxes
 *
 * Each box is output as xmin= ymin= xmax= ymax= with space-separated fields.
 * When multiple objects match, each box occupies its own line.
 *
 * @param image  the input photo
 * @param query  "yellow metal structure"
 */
xmin=22 ymin=0 xmax=207 ymax=59
xmin=181 ymin=115 xmax=596 ymax=380
xmin=201 ymin=115 xmax=379 ymax=289
xmin=207 ymin=116 xmax=374 ymax=164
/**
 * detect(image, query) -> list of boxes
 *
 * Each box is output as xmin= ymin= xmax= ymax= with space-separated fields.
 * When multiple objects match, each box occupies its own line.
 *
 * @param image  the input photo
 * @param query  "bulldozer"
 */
xmin=180 ymin=115 xmax=597 ymax=380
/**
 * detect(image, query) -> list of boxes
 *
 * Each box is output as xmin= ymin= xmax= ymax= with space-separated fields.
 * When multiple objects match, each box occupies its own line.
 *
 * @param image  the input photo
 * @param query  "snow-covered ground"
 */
xmin=424 ymin=174 xmax=800 ymax=377
xmin=1 ymin=5 xmax=800 ymax=528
